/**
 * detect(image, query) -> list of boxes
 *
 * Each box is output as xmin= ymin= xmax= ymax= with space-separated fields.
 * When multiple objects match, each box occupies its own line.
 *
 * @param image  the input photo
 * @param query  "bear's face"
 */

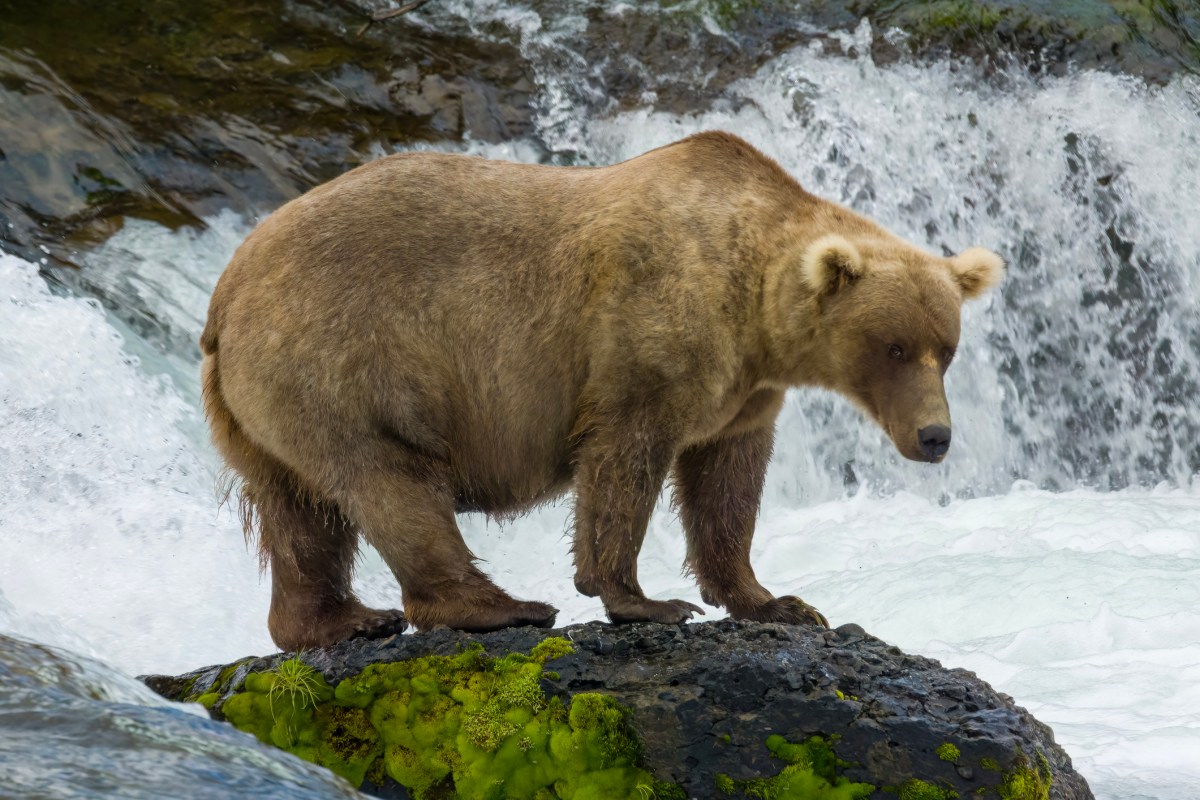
xmin=798 ymin=236 xmax=1004 ymax=463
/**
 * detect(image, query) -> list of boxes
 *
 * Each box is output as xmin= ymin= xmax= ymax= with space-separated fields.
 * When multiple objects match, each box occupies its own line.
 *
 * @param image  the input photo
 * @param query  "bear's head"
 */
xmin=769 ymin=234 xmax=1004 ymax=463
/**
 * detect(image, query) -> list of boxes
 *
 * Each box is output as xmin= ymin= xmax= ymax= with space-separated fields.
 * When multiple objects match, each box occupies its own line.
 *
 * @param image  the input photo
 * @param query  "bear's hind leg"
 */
xmin=252 ymin=483 xmax=409 ymax=652
xmin=340 ymin=454 xmax=557 ymax=633
xmin=674 ymin=427 xmax=827 ymax=628
xmin=203 ymin=353 xmax=405 ymax=651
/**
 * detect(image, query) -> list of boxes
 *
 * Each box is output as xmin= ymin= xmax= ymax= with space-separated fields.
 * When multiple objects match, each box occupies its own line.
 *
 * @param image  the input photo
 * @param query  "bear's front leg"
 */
xmin=571 ymin=413 xmax=704 ymax=625
xmin=674 ymin=425 xmax=828 ymax=627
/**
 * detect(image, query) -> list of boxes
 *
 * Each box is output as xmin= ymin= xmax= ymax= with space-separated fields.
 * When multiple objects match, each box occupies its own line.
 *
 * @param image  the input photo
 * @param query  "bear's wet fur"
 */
xmin=200 ymin=132 xmax=1003 ymax=651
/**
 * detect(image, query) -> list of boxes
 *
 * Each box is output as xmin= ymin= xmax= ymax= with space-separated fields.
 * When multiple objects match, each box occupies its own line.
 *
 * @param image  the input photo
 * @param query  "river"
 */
xmin=1 ymin=4 xmax=1198 ymax=798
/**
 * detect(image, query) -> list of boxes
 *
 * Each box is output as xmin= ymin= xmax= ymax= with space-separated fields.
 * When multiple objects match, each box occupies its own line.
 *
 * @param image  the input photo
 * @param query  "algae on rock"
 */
xmin=217 ymin=638 xmax=681 ymax=799
xmin=714 ymin=734 xmax=876 ymax=798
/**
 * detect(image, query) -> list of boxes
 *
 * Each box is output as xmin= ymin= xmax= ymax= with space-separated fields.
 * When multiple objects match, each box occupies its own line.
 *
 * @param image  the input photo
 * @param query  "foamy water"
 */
xmin=2 ymin=20 xmax=1200 ymax=798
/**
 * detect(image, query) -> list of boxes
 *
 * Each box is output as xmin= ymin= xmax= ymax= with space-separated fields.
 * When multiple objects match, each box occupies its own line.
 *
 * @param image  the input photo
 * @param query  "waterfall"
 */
xmin=2 ymin=6 xmax=1199 ymax=798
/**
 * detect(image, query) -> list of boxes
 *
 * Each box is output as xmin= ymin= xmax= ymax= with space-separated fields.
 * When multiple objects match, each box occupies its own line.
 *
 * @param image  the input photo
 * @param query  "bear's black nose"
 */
xmin=918 ymin=425 xmax=951 ymax=460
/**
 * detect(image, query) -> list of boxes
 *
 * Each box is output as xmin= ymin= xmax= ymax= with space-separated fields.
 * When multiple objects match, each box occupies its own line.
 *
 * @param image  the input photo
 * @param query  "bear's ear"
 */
xmin=800 ymin=235 xmax=864 ymax=295
xmin=951 ymin=247 xmax=1005 ymax=299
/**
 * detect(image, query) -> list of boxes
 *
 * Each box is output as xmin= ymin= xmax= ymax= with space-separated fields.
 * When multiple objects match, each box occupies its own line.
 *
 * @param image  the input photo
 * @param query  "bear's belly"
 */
xmin=452 ymin=456 xmax=575 ymax=515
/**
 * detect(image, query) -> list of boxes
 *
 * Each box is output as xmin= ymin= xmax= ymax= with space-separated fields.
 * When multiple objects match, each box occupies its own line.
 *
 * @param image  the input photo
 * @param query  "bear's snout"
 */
xmin=917 ymin=424 xmax=952 ymax=461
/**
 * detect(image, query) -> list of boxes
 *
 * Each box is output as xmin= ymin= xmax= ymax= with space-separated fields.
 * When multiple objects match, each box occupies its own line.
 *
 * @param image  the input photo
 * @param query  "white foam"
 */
xmin=77 ymin=209 xmax=251 ymax=403
xmin=0 ymin=253 xmax=272 ymax=675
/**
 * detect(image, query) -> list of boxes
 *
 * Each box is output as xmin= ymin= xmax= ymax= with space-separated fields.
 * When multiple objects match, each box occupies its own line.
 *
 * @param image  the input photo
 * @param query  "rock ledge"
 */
xmin=143 ymin=620 xmax=1093 ymax=799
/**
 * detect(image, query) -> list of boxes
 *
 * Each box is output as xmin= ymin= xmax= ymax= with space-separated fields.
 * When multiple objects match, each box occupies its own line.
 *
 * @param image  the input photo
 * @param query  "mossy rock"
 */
xmin=143 ymin=621 xmax=1093 ymax=799
xmin=0 ymin=0 xmax=535 ymax=268
xmin=210 ymin=640 xmax=682 ymax=799
xmin=663 ymin=0 xmax=1198 ymax=82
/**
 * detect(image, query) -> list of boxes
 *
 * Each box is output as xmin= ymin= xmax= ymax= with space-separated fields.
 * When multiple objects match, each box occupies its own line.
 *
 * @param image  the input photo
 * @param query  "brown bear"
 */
xmin=200 ymin=131 xmax=1004 ymax=652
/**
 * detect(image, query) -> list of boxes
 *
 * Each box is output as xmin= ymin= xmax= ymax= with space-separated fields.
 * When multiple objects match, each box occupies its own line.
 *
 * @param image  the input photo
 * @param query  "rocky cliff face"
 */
xmin=144 ymin=620 xmax=1093 ymax=799
xmin=5 ymin=0 xmax=1196 ymax=268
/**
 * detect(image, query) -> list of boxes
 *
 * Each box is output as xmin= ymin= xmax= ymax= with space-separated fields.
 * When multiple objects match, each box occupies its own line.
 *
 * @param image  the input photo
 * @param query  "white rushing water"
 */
xmin=2 ymin=18 xmax=1200 ymax=800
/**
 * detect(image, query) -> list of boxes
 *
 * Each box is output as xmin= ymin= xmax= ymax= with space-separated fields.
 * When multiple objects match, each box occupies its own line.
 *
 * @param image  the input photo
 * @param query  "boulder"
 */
xmin=143 ymin=620 xmax=1093 ymax=799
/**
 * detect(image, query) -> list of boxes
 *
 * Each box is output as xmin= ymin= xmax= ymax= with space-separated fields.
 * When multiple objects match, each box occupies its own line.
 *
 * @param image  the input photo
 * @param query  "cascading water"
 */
xmin=1 ymin=4 xmax=1198 ymax=798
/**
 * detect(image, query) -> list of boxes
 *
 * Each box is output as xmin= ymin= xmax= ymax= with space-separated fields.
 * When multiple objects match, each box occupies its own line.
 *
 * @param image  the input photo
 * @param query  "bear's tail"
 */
xmin=201 ymin=339 xmax=285 ymax=571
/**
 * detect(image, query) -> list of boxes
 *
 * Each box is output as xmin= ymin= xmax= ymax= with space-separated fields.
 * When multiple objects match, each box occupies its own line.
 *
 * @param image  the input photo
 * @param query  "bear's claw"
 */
xmin=348 ymin=609 xmax=409 ymax=641
xmin=737 ymin=595 xmax=828 ymax=628
xmin=405 ymin=598 xmax=559 ymax=633
xmin=606 ymin=597 xmax=706 ymax=625
xmin=512 ymin=600 xmax=559 ymax=629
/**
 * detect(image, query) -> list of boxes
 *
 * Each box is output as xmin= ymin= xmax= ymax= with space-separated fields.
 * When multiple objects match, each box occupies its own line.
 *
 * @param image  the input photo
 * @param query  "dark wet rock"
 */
xmin=486 ymin=0 xmax=1199 ymax=127
xmin=834 ymin=0 xmax=1200 ymax=83
xmin=144 ymin=620 xmax=1094 ymax=799
xmin=0 ymin=0 xmax=535 ymax=267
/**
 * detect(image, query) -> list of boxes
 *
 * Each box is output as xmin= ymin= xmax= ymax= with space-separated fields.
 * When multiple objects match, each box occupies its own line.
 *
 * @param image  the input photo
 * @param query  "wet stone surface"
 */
xmin=145 ymin=619 xmax=1094 ymax=799
xmin=0 ymin=0 xmax=537 ymax=266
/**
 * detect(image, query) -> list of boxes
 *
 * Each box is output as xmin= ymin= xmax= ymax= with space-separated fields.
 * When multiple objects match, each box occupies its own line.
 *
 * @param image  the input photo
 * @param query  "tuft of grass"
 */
xmin=267 ymin=657 xmax=324 ymax=719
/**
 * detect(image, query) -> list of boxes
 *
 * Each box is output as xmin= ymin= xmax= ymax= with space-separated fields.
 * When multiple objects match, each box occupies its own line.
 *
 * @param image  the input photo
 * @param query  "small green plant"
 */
xmin=998 ymin=753 xmax=1052 ymax=800
xmin=268 ymin=657 xmax=324 ymax=719
xmin=714 ymin=735 xmax=875 ymax=798
xmin=899 ymin=778 xmax=959 ymax=800
xmin=937 ymin=743 xmax=961 ymax=763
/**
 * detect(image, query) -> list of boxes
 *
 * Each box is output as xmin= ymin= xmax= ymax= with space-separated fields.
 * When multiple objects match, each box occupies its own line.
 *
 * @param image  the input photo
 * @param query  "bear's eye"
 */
xmin=887 ymin=344 xmax=905 ymax=361
xmin=942 ymin=347 xmax=956 ymax=366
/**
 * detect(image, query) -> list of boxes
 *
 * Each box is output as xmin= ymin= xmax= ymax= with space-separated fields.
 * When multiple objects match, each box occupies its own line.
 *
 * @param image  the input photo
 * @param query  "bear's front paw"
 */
xmin=510 ymin=600 xmax=559 ymax=629
xmin=606 ymin=597 xmax=706 ymax=625
xmin=733 ymin=596 xmax=828 ymax=628
xmin=405 ymin=596 xmax=558 ymax=633
xmin=348 ymin=609 xmax=409 ymax=641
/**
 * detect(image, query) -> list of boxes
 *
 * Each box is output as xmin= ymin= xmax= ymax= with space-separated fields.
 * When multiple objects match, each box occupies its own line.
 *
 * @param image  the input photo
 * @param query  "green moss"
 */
xmin=899 ymin=778 xmax=959 ymax=800
xmin=714 ymin=735 xmax=875 ymax=799
xmin=900 ymin=1 xmax=1006 ymax=36
xmin=642 ymin=781 xmax=688 ymax=800
xmin=936 ymin=743 xmax=961 ymax=764
xmin=220 ymin=637 xmax=680 ymax=798
xmin=707 ymin=735 xmax=1055 ymax=800
xmin=195 ymin=692 xmax=220 ymax=709
xmin=666 ymin=0 xmax=764 ymax=26
xmin=997 ymin=754 xmax=1052 ymax=800
xmin=76 ymin=165 xmax=128 ymax=207
xmin=980 ymin=758 xmax=1001 ymax=772
xmin=173 ymin=675 xmax=199 ymax=701
xmin=529 ymin=637 xmax=575 ymax=663
xmin=187 ymin=655 xmax=257 ymax=703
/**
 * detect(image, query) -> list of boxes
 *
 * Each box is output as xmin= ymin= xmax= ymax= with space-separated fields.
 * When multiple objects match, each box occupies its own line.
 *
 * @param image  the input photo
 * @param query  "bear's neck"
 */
xmin=757 ymin=286 xmax=829 ymax=389
xmin=756 ymin=223 xmax=834 ymax=390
